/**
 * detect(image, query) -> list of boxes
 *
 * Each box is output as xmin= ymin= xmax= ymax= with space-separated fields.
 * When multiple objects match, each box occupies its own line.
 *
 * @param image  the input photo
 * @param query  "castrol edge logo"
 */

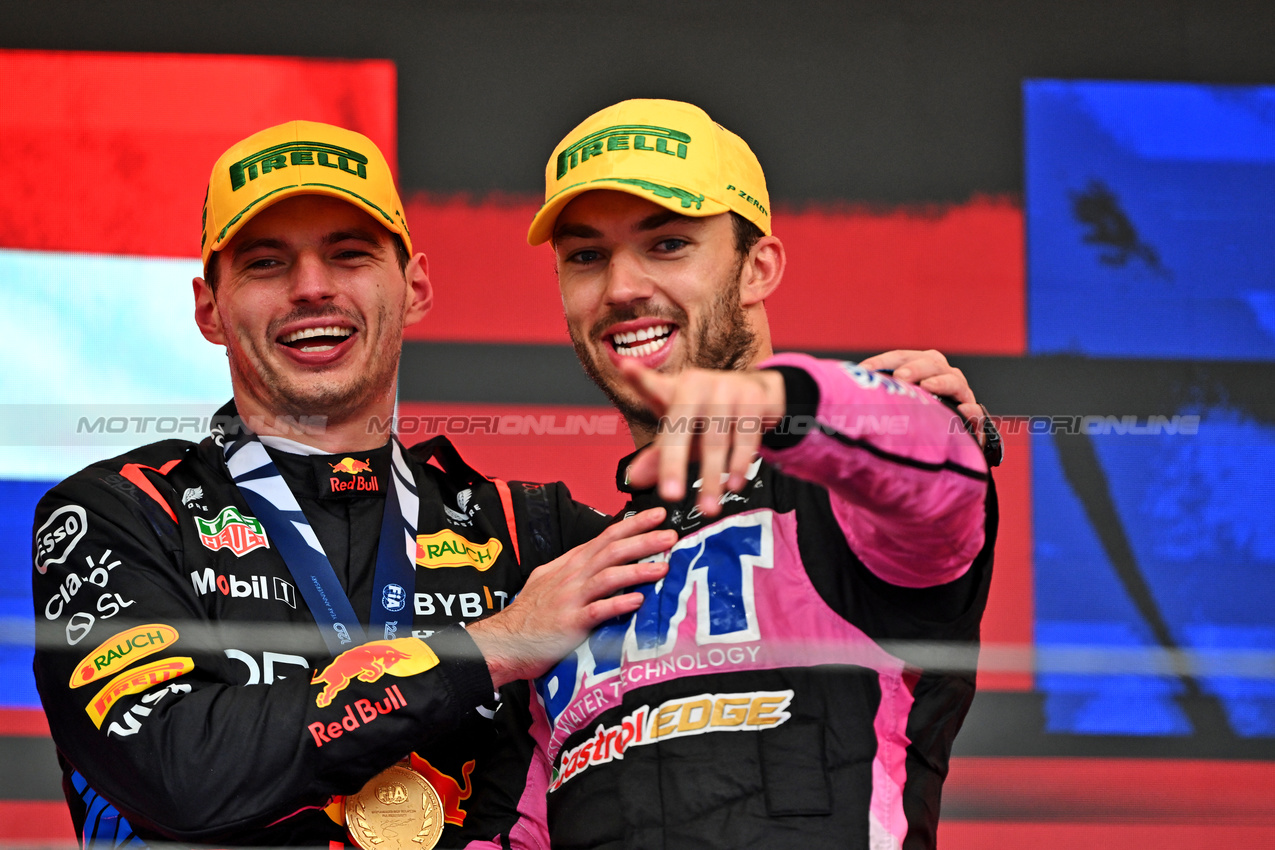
xmin=70 ymin=624 xmax=179 ymax=689
xmin=550 ymin=690 xmax=793 ymax=791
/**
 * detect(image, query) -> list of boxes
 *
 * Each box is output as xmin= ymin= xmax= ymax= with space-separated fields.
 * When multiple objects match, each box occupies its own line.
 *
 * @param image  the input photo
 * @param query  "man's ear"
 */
xmin=403 ymin=251 xmax=434 ymax=328
xmin=193 ymin=274 xmax=225 ymax=346
xmin=739 ymin=235 xmax=785 ymax=307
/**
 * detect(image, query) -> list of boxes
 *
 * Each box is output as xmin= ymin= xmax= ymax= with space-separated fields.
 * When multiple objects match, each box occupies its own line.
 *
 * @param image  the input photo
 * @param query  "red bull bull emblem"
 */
xmin=329 ymin=456 xmax=380 ymax=493
xmin=311 ymin=639 xmax=439 ymax=708
xmin=331 ymin=456 xmax=373 ymax=475
xmin=409 ymin=755 xmax=475 ymax=827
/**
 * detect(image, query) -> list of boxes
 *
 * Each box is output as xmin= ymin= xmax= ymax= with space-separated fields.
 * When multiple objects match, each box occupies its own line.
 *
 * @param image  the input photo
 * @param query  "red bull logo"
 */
xmin=308 ymin=685 xmax=408 ymax=747
xmin=310 ymin=638 xmax=439 ymax=708
xmin=330 ymin=456 xmax=373 ymax=475
xmin=410 ymin=755 xmax=474 ymax=826
xmin=328 ymin=457 xmax=379 ymax=493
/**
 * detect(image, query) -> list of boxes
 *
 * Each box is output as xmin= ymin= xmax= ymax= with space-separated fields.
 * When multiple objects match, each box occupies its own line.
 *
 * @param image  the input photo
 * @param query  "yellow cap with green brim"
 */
xmin=201 ymin=120 xmax=412 ymax=266
xmin=527 ymin=99 xmax=771 ymax=246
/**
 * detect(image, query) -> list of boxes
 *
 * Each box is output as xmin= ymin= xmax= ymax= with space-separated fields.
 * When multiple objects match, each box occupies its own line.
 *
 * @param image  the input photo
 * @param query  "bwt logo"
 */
xmin=538 ymin=512 xmax=774 ymax=726
xmin=229 ymin=142 xmax=368 ymax=190
xmin=189 ymin=568 xmax=296 ymax=608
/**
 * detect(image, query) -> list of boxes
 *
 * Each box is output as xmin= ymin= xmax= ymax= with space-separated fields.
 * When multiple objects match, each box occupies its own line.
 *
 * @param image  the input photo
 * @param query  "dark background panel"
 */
xmin=4 ymin=0 xmax=1275 ymax=201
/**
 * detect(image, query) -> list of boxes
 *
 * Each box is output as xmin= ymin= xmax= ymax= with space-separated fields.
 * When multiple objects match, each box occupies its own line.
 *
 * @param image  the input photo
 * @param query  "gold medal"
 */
xmin=345 ymin=763 xmax=445 ymax=850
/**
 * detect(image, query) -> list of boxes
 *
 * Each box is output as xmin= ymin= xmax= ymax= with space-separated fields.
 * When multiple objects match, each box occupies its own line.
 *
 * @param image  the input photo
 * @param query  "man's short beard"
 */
xmin=690 ymin=270 xmax=758 ymax=373
xmin=569 ymin=260 xmax=757 ymax=432
xmin=570 ymin=335 xmax=660 ymax=431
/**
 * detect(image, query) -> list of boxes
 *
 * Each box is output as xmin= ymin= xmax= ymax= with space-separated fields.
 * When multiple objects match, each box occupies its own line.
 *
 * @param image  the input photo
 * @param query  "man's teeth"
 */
xmin=280 ymin=326 xmax=353 ymax=352
xmin=612 ymin=324 xmax=672 ymax=357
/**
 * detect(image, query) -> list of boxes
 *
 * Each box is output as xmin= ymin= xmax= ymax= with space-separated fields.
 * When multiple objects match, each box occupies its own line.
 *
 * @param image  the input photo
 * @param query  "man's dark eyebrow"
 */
xmin=636 ymin=209 xmax=696 ymax=231
xmin=229 ymin=237 xmax=287 ymax=262
xmin=229 ymin=229 xmax=383 ymax=263
xmin=323 ymin=229 xmax=383 ymax=248
xmin=553 ymin=222 xmax=603 ymax=242
xmin=554 ymin=210 xmax=699 ymax=243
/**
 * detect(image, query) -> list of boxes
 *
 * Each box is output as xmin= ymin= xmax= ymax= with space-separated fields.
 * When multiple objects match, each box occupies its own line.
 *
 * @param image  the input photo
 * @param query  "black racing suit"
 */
xmin=31 ymin=402 xmax=608 ymax=848
xmin=534 ymin=355 xmax=997 ymax=850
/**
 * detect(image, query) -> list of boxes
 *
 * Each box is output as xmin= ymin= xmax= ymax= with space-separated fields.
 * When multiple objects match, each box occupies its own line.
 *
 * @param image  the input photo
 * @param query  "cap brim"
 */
xmin=527 ymin=179 xmax=732 ymax=246
xmin=209 ymin=183 xmax=410 ymax=260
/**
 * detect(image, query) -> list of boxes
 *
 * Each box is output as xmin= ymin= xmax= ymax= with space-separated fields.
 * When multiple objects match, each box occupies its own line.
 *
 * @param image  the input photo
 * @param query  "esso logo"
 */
xmin=35 ymin=506 xmax=88 ymax=575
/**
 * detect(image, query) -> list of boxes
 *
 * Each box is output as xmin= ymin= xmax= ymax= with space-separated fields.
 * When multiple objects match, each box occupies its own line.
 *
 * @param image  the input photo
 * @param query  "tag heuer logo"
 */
xmin=196 ymin=507 xmax=270 ymax=557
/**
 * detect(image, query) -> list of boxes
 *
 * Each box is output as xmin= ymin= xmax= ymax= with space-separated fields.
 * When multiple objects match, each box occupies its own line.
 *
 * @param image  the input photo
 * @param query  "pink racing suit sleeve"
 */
xmin=758 ymin=352 xmax=988 ymax=588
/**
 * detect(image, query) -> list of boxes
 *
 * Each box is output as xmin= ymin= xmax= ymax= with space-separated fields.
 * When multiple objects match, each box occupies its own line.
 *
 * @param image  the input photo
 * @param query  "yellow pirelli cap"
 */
xmin=527 ymin=99 xmax=771 ymax=245
xmin=201 ymin=120 xmax=411 ymax=266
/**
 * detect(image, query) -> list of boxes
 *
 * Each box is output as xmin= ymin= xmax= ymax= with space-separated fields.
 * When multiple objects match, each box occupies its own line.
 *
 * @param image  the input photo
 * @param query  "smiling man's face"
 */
xmin=553 ymin=190 xmax=760 ymax=429
xmin=195 ymin=194 xmax=424 ymax=427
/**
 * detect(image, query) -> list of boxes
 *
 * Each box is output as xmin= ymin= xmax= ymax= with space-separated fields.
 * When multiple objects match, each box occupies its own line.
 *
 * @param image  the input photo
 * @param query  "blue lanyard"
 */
xmin=224 ymin=432 xmax=419 ymax=655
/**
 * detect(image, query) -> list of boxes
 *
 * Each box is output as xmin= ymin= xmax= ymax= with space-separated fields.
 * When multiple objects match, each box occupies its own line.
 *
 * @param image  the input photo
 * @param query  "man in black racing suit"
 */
xmin=31 ymin=119 xmax=674 ymax=849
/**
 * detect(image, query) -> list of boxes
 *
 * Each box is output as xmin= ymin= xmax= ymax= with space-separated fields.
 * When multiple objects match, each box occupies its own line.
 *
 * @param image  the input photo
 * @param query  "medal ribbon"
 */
xmin=223 ymin=428 xmax=420 ymax=655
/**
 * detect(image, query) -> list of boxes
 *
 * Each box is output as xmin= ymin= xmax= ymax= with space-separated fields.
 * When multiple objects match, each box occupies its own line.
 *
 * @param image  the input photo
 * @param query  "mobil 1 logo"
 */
xmin=190 ymin=568 xmax=297 ymax=608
